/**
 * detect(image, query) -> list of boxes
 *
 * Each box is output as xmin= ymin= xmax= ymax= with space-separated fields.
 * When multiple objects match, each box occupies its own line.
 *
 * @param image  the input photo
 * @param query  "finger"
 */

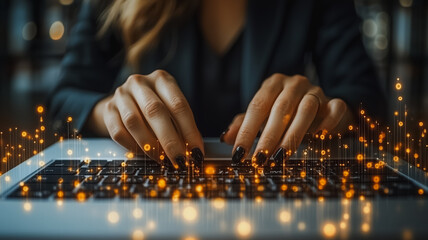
xmin=220 ymin=113 xmax=245 ymax=145
xmin=104 ymin=102 xmax=140 ymax=153
xmin=315 ymin=98 xmax=347 ymax=133
xmin=149 ymin=70 xmax=204 ymax=165
xmin=232 ymin=76 xmax=283 ymax=164
xmin=274 ymin=94 xmax=320 ymax=164
xmin=128 ymin=77 xmax=186 ymax=169
xmin=253 ymin=89 xmax=304 ymax=166
xmin=114 ymin=89 xmax=165 ymax=163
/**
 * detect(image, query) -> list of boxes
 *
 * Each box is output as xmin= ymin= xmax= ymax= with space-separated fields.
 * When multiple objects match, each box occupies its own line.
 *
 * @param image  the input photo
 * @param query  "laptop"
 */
xmin=0 ymin=138 xmax=427 ymax=239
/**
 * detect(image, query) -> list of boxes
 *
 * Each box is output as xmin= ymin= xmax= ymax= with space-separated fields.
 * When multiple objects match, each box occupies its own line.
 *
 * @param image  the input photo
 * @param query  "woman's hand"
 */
xmin=221 ymin=74 xmax=353 ymax=166
xmin=87 ymin=70 xmax=204 ymax=169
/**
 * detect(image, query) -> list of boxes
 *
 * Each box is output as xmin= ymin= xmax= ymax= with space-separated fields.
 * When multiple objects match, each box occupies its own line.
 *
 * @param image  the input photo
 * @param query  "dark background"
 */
xmin=0 ymin=0 xmax=427 ymax=171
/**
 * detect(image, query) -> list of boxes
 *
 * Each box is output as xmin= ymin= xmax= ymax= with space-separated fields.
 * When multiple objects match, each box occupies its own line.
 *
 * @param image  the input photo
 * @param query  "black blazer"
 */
xmin=48 ymin=0 xmax=386 ymax=135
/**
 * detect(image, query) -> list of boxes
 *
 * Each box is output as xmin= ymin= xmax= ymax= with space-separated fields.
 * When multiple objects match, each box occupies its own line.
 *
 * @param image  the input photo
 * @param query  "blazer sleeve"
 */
xmin=312 ymin=0 xmax=387 ymax=122
xmin=48 ymin=1 xmax=124 ymax=134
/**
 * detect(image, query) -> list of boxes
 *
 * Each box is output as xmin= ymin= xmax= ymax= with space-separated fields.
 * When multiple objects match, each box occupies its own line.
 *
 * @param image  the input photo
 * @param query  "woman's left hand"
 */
xmin=221 ymin=73 xmax=354 ymax=166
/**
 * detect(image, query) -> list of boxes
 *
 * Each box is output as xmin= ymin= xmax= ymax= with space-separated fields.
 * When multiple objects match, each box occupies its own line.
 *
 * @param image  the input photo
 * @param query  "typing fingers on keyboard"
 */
xmin=253 ymin=89 xmax=302 ymax=167
xmin=114 ymin=91 xmax=161 ymax=162
xmin=232 ymin=75 xmax=283 ymax=163
xmin=129 ymin=77 xmax=186 ymax=170
xmin=275 ymin=93 xmax=320 ymax=162
xmin=150 ymin=70 xmax=204 ymax=165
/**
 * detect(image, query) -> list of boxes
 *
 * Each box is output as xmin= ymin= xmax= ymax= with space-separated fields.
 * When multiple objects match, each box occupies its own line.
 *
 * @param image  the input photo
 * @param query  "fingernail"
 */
xmin=220 ymin=128 xmax=229 ymax=142
xmin=255 ymin=152 xmax=267 ymax=167
xmin=232 ymin=146 xmax=245 ymax=164
xmin=175 ymin=155 xmax=187 ymax=170
xmin=191 ymin=147 xmax=203 ymax=167
xmin=273 ymin=148 xmax=284 ymax=164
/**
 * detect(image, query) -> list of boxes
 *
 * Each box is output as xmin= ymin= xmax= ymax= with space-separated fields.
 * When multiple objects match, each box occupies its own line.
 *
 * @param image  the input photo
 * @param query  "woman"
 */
xmin=49 ymin=0 xmax=386 ymax=169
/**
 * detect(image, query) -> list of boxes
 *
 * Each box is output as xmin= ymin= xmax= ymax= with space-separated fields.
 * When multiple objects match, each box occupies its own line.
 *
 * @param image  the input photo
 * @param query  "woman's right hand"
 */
xmin=87 ymin=70 xmax=204 ymax=169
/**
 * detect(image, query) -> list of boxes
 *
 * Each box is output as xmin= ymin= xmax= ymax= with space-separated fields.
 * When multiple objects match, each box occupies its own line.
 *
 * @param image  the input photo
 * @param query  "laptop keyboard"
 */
xmin=6 ymin=158 xmax=425 ymax=200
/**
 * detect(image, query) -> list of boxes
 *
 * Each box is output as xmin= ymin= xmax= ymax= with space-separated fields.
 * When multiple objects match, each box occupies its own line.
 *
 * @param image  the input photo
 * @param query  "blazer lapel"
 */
xmin=241 ymin=0 xmax=287 ymax=109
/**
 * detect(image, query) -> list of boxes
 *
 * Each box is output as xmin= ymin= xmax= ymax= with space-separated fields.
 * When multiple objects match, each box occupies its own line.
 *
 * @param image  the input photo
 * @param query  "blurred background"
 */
xmin=0 ymin=0 xmax=427 ymax=171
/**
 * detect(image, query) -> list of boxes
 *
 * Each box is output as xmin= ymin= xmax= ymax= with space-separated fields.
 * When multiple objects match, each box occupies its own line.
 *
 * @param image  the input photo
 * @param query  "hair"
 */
xmin=98 ymin=0 xmax=199 ymax=68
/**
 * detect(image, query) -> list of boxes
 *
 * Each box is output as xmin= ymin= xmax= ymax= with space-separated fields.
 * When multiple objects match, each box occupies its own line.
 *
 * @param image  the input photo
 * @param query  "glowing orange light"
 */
xmin=281 ymin=184 xmax=288 ymax=191
xmin=158 ymin=178 xmax=166 ymax=189
xmin=21 ymin=131 xmax=27 ymax=137
xmin=398 ymin=96 xmax=403 ymax=101
xmin=159 ymin=154 xmax=165 ymax=161
xmin=77 ymin=192 xmax=86 ymax=202
xmin=373 ymin=184 xmax=380 ymax=190
xmin=357 ymin=154 xmax=364 ymax=161
xmin=37 ymin=106 xmax=44 ymax=113
xmin=300 ymin=171 xmax=306 ymax=178
xmin=57 ymin=191 xmax=64 ymax=198
xmin=320 ymin=134 xmax=325 ymax=140
xmin=205 ymin=166 xmax=215 ymax=175
xmin=343 ymin=171 xmax=349 ymax=177
xmin=373 ymin=176 xmax=380 ymax=183
xmin=394 ymin=111 xmax=398 ymax=116
xmin=418 ymin=189 xmax=424 ymax=195
xmin=323 ymin=223 xmax=336 ymax=238
xmin=348 ymin=125 xmax=353 ymax=131
xmin=414 ymin=153 xmax=419 ymax=159
xmin=22 ymin=186 xmax=29 ymax=192
xmin=359 ymin=137 xmax=364 ymax=142
xmin=67 ymin=116 xmax=72 ymax=122
xmin=360 ymin=110 xmax=365 ymax=115
xmin=398 ymin=121 xmax=403 ymax=127
xmin=319 ymin=178 xmax=327 ymax=186
xmin=370 ymin=123 xmax=375 ymax=129
xmin=419 ymin=122 xmax=424 ymax=127
xmin=126 ymin=152 xmax=134 ymax=159
xmin=367 ymin=162 xmax=373 ymax=168
xmin=379 ymin=146 xmax=383 ymax=151
xmin=395 ymin=82 xmax=402 ymax=90
xmin=195 ymin=184 xmax=203 ymax=193
xmin=321 ymin=150 xmax=326 ymax=156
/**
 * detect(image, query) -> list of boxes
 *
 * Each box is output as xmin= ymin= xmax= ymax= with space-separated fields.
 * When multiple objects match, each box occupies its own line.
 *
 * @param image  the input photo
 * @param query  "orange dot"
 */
xmin=77 ymin=192 xmax=86 ymax=202
xmin=205 ymin=166 xmax=215 ymax=175
xmin=57 ymin=191 xmax=64 ymax=198
xmin=373 ymin=176 xmax=380 ymax=183
xmin=67 ymin=116 xmax=73 ymax=122
xmin=418 ymin=189 xmax=424 ymax=195
xmin=357 ymin=154 xmax=364 ymax=161
xmin=419 ymin=122 xmax=424 ymax=127
xmin=360 ymin=110 xmax=365 ymax=115
xmin=348 ymin=125 xmax=353 ymax=131
xmin=21 ymin=131 xmax=27 ymax=137
xmin=143 ymin=144 xmax=151 ymax=151
xmin=158 ymin=178 xmax=166 ymax=189
xmin=37 ymin=106 xmax=44 ymax=113
xmin=398 ymin=121 xmax=403 ymax=127
xmin=414 ymin=153 xmax=419 ymax=159
xmin=395 ymin=82 xmax=402 ymax=90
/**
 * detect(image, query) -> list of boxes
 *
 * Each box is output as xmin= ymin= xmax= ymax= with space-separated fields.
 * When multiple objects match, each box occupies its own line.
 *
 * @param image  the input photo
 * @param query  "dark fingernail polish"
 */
xmin=175 ymin=155 xmax=187 ymax=170
xmin=255 ymin=152 xmax=267 ymax=166
xmin=220 ymin=128 xmax=229 ymax=142
xmin=232 ymin=146 xmax=245 ymax=164
xmin=273 ymin=148 xmax=284 ymax=164
xmin=191 ymin=147 xmax=204 ymax=166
